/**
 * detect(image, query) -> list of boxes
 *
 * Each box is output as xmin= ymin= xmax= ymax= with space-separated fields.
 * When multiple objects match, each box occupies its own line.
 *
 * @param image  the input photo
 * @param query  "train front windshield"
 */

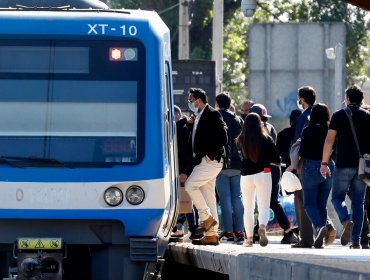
xmin=0 ymin=40 xmax=145 ymax=166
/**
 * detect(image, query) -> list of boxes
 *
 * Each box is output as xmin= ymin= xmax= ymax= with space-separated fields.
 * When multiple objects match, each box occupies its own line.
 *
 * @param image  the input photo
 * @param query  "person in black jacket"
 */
xmin=171 ymin=105 xmax=196 ymax=239
xmin=277 ymin=109 xmax=302 ymax=170
xmin=185 ymin=88 xmax=228 ymax=246
xmin=215 ymin=93 xmax=245 ymax=244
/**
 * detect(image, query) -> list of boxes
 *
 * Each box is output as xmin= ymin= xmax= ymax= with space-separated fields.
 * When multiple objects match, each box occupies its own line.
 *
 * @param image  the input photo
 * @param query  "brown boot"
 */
xmin=195 ymin=216 xmax=217 ymax=235
xmin=324 ymin=224 xmax=336 ymax=246
xmin=192 ymin=235 xmax=219 ymax=246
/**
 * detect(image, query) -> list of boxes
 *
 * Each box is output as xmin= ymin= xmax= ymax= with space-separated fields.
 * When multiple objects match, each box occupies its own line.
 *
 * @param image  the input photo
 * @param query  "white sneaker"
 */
xmin=243 ymin=239 xmax=253 ymax=247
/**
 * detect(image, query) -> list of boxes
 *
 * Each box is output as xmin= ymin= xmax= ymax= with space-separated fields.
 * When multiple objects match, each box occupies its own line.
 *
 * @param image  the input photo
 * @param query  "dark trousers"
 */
xmin=294 ymin=189 xmax=314 ymax=245
xmin=270 ymin=165 xmax=290 ymax=231
xmin=174 ymin=207 xmax=197 ymax=234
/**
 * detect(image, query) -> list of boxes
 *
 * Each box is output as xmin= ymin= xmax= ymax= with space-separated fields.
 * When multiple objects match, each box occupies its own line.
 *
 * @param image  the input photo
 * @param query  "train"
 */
xmin=0 ymin=0 xmax=178 ymax=279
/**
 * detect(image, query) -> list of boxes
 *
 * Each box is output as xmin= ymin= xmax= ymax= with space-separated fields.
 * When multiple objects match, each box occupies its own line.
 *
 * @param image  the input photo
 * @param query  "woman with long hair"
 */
xmin=299 ymin=103 xmax=334 ymax=248
xmin=236 ymin=113 xmax=281 ymax=247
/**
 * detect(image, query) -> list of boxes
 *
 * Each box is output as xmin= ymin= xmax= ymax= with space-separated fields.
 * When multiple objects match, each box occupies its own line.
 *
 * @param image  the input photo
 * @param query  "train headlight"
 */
xmin=104 ymin=187 xmax=123 ymax=206
xmin=126 ymin=185 xmax=145 ymax=205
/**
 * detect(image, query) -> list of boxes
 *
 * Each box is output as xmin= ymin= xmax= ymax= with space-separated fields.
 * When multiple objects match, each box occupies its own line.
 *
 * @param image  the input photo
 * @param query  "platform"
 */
xmin=167 ymin=236 xmax=370 ymax=280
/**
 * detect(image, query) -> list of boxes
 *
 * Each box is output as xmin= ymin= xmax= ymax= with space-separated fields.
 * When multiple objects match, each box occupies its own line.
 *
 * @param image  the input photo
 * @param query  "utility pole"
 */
xmin=212 ymin=0 xmax=223 ymax=93
xmin=178 ymin=0 xmax=190 ymax=59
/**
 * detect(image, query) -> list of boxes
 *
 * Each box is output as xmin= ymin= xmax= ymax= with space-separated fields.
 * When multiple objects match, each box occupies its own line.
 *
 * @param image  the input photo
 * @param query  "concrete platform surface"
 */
xmin=167 ymin=236 xmax=370 ymax=280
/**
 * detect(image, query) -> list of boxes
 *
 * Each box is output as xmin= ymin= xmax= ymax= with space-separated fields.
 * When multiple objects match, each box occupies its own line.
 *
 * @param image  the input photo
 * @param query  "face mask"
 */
xmin=297 ymin=100 xmax=304 ymax=110
xmin=188 ymin=101 xmax=197 ymax=113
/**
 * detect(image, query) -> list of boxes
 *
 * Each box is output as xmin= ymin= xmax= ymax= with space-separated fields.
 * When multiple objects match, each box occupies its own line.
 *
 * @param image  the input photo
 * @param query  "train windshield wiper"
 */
xmin=0 ymin=156 xmax=69 ymax=168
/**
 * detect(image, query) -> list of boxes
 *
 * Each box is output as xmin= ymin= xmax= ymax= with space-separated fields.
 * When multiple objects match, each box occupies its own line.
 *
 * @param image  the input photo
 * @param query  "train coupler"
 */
xmin=13 ymin=238 xmax=65 ymax=280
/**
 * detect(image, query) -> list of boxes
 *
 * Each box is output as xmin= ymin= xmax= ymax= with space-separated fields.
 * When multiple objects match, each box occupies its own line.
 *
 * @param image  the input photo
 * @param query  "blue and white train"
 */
xmin=0 ymin=0 xmax=178 ymax=279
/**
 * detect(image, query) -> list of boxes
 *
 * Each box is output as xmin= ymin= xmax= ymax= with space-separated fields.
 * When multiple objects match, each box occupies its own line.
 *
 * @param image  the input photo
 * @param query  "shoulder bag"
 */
xmin=344 ymin=107 xmax=370 ymax=185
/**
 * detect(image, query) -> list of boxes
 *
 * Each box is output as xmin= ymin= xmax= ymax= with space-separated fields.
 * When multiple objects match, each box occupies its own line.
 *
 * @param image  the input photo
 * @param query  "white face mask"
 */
xmin=297 ymin=100 xmax=304 ymax=110
xmin=188 ymin=101 xmax=197 ymax=113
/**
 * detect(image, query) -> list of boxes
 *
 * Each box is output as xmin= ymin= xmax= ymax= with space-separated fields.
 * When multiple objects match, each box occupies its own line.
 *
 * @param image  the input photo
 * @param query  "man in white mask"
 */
xmin=289 ymin=86 xmax=336 ymax=248
xmin=289 ymin=86 xmax=317 ymax=248
xmin=185 ymin=88 xmax=228 ymax=245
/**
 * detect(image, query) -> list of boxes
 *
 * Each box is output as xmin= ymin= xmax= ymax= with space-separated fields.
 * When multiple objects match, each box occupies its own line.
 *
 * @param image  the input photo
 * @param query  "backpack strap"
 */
xmin=344 ymin=107 xmax=362 ymax=158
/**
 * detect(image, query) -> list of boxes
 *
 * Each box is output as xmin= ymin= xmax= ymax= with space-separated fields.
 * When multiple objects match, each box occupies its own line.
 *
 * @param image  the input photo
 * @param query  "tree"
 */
xmin=253 ymin=0 xmax=370 ymax=86
xmin=106 ymin=0 xmax=369 ymax=104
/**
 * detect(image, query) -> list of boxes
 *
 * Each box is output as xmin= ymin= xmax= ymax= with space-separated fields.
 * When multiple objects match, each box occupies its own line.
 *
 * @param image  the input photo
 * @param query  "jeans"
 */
xmin=216 ymin=173 xmax=244 ymax=232
xmin=301 ymin=159 xmax=334 ymax=229
xmin=332 ymin=167 xmax=367 ymax=243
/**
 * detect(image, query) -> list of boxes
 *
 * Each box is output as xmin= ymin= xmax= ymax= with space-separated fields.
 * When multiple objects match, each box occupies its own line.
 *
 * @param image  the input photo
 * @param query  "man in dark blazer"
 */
xmin=185 ymin=88 xmax=228 ymax=245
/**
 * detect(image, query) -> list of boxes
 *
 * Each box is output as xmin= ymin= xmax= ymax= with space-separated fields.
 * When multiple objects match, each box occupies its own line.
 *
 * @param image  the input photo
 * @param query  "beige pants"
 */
xmin=185 ymin=157 xmax=223 ymax=236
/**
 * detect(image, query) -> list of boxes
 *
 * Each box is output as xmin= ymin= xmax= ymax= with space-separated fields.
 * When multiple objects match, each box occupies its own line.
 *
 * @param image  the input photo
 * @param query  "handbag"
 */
xmin=344 ymin=107 xmax=370 ymax=185
xmin=289 ymin=138 xmax=304 ymax=179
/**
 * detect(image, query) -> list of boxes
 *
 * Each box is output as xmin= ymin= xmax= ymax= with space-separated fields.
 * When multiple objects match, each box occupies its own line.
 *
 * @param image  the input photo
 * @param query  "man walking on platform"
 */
xmin=321 ymin=85 xmax=370 ymax=249
xmin=289 ymin=86 xmax=336 ymax=248
xmin=185 ymin=88 xmax=228 ymax=246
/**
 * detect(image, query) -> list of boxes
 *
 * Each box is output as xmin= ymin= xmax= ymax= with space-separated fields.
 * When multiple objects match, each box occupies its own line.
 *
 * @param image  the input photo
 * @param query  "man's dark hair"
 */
xmin=216 ymin=92 xmax=231 ymax=109
xmin=189 ymin=88 xmax=207 ymax=103
xmin=298 ymin=86 xmax=316 ymax=106
xmin=346 ymin=85 xmax=364 ymax=104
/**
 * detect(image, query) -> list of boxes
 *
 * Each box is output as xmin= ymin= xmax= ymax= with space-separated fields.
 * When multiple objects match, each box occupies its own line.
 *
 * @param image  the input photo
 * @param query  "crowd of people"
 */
xmin=171 ymin=85 xmax=370 ymax=249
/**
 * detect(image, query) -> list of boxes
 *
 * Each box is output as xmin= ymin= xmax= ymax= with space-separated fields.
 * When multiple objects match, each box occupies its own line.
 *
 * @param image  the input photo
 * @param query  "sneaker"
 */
xmin=258 ymin=227 xmax=268 ymax=247
xmin=192 ymin=235 xmax=219 ymax=246
xmin=189 ymin=232 xmax=203 ymax=240
xmin=243 ymin=239 xmax=253 ymax=247
xmin=182 ymin=233 xmax=192 ymax=243
xmin=195 ymin=216 xmax=218 ymax=236
xmin=220 ymin=231 xmax=234 ymax=243
xmin=171 ymin=230 xmax=184 ymax=238
xmin=341 ymin=220 xmax=354 ymax=246
xmin=291 ymin=241 xmax=312 ymax=248
xmin=234 ymin=231 xmax=245 ymax=245
xmin=314 ymin=226 xmax=328 ymax=248
xmin=350 ymin=242 xmax=361 ymax=249
xmin=281 ymin=230 xmax=298 ymax=244
xmin=324 ymin=224 xmax=336 ymax=246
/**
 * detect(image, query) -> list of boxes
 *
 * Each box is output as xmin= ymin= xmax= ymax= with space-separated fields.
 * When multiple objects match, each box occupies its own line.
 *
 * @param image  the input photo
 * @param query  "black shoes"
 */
xmin=291 ymin=241 xmax=312 ymax=248
xmin=314 ymin=226 xmax=328 ymax=249
xmin=281 ymin=230 xmax=299 ymax=244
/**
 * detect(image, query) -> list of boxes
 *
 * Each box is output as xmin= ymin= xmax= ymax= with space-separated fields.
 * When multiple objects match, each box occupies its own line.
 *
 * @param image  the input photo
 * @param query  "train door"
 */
xmin=161 ymin=61 xmax=179 ymax=237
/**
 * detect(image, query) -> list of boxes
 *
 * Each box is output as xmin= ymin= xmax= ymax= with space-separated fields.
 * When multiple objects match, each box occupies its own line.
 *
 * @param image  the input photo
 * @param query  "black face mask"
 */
xmin=241 ymin=114 xmax=247 ymax=120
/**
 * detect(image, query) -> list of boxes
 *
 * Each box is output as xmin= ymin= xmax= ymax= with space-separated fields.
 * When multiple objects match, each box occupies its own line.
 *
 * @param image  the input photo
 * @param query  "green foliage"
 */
xmin=106 ymin=0 xmax=369 ymax=98
xmin=253 ymin=0 xmax=370 ymax=86
xmin=223 ymin=11 xmax=249 ymax=106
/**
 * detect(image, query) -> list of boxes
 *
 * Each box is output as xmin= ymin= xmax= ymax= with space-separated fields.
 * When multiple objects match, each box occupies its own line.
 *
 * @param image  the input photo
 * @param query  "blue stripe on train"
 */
xmin=0 ymin=208 xmax=164 ymax=236
xmin=0 ymin=165 xmax=163 ymax=182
